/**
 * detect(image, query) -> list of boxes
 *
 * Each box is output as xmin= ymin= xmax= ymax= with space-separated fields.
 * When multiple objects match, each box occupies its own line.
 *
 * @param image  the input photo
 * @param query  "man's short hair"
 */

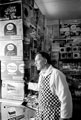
xmin=35 ymin=51 xmax=51 ymax=64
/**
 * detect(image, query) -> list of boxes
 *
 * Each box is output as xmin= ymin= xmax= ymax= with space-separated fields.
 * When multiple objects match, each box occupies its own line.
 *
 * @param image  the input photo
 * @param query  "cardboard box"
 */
xmin=0 ymin=19 xmax=23 ymax=40
xmin=0 ymin=0 xmax=21 ymax=4
xmin=0 ymin=2 xmax=22 ymax=20
xmin=1 ymin=60 xmax=24 ymax=81
xmin=0 ymin=40 xmax=23 ymax=60
xmin=1 ymin=80 xmax=25 ymax=100
xmin=1 ymin=101 xmax=26 ymax=120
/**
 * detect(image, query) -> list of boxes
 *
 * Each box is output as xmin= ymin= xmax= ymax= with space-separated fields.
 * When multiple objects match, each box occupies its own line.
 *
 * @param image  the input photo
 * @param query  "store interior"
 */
xmin=0 ymin=0 xmax=81 ymax=120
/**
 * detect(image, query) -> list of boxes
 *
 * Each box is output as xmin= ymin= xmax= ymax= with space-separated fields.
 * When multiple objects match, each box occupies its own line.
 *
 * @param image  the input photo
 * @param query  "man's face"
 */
xmin=35 ymin=54 xmax=46 ymax=71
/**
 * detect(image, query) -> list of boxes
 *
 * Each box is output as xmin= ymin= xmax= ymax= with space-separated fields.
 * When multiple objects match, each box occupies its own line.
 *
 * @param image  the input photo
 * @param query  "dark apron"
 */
xmin=36 ymin=73 xmax=61 ymax=120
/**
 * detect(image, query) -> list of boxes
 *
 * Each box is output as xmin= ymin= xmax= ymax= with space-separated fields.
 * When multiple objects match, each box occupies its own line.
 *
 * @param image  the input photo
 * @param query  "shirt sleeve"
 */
xmin=28 ymin=74 xmax=42 ymax=91
xmin=50 ymin=70 xmax=73 ymax=119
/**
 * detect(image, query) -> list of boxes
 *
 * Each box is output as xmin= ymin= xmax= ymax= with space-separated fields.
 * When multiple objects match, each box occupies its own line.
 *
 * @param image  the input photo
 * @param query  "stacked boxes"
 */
xmin=0 ymin=1 xmax=25 ymax=101
xmin=0 ymin=0 xmax=37 ymax=119
xmin=0 ymin=1 xmax=27 ymax=120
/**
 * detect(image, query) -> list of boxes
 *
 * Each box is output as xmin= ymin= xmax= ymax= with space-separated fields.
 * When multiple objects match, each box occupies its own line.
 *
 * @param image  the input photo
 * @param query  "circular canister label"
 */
xmin=4 ymin=23 xmax=17 ymax=35
xmin=6 ymin=23 xmax=14 ymax=30
xmin=7 ymin=44 xmax=14 ymax=51
xmin=19 ymin=63 xmax=24 ymax=73
xmin=7 ymin=63 xmax=17 ymax=73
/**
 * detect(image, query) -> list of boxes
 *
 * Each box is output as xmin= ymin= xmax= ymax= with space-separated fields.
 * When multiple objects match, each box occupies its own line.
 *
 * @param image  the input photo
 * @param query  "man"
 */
xmin=34 ymin=51 xmax=73 ymax=120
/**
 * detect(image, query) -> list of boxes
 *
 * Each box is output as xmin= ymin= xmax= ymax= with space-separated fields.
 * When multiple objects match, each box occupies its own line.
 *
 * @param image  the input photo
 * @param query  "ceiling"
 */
xmin=35 ymin=0 xmax=81 ymax=20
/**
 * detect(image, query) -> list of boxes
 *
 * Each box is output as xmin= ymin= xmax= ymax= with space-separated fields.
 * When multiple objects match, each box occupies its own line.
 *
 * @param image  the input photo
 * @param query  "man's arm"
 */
xmin=51 ymin=70 xmax=73 ymax=119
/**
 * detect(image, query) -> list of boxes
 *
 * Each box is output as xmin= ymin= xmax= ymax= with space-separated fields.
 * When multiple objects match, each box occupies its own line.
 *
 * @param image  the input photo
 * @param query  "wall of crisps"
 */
xmin=0 ymin=0 xmax=25 ymax=102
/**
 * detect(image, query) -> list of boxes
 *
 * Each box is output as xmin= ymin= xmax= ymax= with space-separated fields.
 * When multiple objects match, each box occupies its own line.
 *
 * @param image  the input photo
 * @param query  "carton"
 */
xmin=0 ymin=2 xmax=22 ymax=20
xmin=0 ymin=19 xmax=23 ymax=40
xmin=1 ymin=60 xmax=24 ymax=81
xmin=0 ymin=40 xmax=23 ymax=60
xmin=1 ymin=80 xmax=25 ymax=100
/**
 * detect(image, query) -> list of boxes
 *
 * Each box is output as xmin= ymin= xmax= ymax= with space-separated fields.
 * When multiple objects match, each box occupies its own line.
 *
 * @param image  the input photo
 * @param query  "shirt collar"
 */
xmin=39 ymin=65 xmax=53 ymax=77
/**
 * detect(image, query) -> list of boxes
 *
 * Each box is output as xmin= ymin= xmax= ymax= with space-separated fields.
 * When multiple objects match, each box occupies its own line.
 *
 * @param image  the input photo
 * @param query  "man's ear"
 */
xmin=44 ymin=58 xmax=47 ymax=64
